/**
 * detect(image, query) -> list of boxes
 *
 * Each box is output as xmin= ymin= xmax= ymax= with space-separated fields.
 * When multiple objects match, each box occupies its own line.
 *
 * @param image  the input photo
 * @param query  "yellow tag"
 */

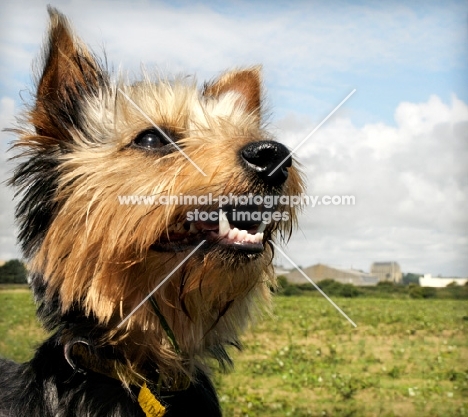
xmin=138 ymin=382 xmax=166 ymax=417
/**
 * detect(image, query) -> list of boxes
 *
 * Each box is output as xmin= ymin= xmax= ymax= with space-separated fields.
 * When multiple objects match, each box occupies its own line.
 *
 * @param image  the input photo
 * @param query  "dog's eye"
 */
xmin=133 ymin=129 xmax=171 ymax=150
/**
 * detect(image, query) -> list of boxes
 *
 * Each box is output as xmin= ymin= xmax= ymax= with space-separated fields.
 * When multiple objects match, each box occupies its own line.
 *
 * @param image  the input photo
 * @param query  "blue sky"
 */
xmin=1 ymin=0 xmax=467 ymax=276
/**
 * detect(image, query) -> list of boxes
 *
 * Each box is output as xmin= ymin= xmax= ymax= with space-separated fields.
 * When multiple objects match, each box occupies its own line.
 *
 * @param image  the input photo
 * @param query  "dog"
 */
xmin=0 ymin=7 xmax=303 ymax=416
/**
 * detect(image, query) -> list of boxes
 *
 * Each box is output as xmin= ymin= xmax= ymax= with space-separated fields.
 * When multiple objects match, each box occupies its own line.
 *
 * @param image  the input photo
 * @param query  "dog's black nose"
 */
xmin=240 ymin=141 xmax=292 ymax=186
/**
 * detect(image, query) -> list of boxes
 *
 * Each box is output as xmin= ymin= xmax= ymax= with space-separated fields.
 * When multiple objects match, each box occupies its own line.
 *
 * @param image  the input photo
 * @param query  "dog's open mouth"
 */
xmin=151 ymin=205 xmax=270 ymax=253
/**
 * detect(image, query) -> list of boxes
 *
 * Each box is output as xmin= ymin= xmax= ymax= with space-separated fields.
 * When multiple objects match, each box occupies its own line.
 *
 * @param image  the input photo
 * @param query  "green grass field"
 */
xmin=0 ymin=287 xmax=466 ymax=416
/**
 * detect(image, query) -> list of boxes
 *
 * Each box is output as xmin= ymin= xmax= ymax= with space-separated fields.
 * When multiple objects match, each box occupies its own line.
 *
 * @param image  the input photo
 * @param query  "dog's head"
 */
xmin=11 ymin=7 xmax=303 ymax=375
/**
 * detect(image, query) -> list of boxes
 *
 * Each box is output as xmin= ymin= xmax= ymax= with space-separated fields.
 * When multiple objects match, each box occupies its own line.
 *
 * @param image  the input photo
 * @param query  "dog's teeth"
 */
xmin=218 ymin=210 xmax=230 ymax=237
xmin=257 ymin=222 xmax=266 ymax=233
xmin=228 ymin=227 xmax=239 ymax=240
xmin=237 ymin=230 xmax=247 ymax=241
xmin=255 ymin=232 xmax=264 ymax=242
xmin=189 ymin=222 xmax=198 ymax=234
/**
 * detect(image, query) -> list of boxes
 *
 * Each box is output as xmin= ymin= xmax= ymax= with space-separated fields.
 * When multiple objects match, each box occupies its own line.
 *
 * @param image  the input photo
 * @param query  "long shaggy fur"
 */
xmin=0 ymin=7 xmax=303 ymax=417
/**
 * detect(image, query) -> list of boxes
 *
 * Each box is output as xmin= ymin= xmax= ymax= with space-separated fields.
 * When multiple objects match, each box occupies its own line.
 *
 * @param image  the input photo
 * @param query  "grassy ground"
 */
xmin=0 ymin=287 xmax=48 ymax=361
xmin=0 ymin=287 xmax=467 ymax=416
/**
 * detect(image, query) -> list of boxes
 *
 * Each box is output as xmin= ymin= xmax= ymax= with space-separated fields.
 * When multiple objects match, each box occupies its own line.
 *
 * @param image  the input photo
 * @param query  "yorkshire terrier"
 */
xmin=0 ymin=7 xmax=302 ymax=417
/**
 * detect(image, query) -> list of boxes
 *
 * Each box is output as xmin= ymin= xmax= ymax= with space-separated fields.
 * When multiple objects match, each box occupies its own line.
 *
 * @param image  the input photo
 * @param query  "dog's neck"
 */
xmin=63 ymin=337 xmax=191 ymax=390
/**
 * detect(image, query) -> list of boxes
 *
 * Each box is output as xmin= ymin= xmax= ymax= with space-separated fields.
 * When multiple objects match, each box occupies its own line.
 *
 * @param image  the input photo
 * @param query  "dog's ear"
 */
xmin=32 ymin=7 xmax=106 ymax=142
xmin=203 ymin=67 xmax=262 ymax=120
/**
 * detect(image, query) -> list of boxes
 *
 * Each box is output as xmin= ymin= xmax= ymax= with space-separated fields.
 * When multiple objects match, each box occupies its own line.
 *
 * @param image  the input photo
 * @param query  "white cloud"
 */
xmin=281 ymin=94 xmax=468 ymax=276
xmin=0 ymin=96 xmax=20 ymax=261
xmin=0 ymin=97 xmax=15 ymax=129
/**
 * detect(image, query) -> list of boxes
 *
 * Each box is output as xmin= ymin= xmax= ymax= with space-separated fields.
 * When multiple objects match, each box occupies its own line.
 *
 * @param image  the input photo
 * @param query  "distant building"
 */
xmin=370 ymin=262 xmax=402 ymax=283
xmin=285 ymin=263 xmax=379 ymax=286
xmin=419 ymin=274 xmax=468 ymax=287
xmin=274 ymin=265 xmax=292 ymax=276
